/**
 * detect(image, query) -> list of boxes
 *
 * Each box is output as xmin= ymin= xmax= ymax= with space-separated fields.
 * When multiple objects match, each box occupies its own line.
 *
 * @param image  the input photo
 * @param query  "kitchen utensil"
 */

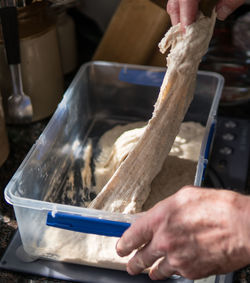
xmin=0 ymin=6 xmax=33 ymax=123
xmin=0 ymin=2 xmax=64 ymax=123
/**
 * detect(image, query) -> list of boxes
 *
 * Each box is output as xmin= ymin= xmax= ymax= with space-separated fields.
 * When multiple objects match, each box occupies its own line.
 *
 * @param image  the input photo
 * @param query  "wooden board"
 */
xmin=92 ymin=0 xmax=171 ymax=65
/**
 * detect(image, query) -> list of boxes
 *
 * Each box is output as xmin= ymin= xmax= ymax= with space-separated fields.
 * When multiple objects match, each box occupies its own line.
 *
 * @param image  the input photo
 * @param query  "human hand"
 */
xmin=167 ymin=0 xmax=245 ymax=28
xmin=116 ymin=186 xmax=250 ymax=280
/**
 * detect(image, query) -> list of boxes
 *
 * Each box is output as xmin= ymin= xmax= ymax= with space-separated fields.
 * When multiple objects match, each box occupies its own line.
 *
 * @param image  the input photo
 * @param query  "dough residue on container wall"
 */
xmin=36 ymin=10 xmax=215 ymax=269
xmin=38 ymin=121 xmax=205 ymax=269
xmin=93 ymin=121 xmax=204 ymax=210
xmin=87 ymin=12 xmax=215 ymax=214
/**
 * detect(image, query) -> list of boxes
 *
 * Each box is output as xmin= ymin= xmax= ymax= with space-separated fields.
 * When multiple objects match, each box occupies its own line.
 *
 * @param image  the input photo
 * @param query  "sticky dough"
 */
xmin=36 ymin=10 xmax=215 ymax=269
xmin=37 ymin=121 xmax=204 ymax=269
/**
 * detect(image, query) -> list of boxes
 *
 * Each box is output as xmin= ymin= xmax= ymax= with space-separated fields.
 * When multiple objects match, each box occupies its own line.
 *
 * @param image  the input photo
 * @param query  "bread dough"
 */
xmin=37 ymin=11 xmax=215 ymax=269
xmin=93 ymin=121 xmax=204 ymax=211
xmin=93 ymin=121 xmax=146 ymax=195
xmin=88 ymin=12 xmax=216 ymax=213
xmin=38 ymin=121 xmax=204 ymax=269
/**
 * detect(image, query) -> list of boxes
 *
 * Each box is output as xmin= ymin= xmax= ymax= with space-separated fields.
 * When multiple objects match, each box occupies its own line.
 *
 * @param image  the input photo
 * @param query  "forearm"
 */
xmin=233 ymin=192 xmax=250 ymax=265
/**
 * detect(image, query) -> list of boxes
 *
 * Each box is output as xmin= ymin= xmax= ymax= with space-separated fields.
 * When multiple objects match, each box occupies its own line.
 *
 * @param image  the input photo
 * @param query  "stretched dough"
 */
xmin=37 ymin=10 xmax=215 ymax=269
xmin=38 ymin=121 xmax=204 ymax=269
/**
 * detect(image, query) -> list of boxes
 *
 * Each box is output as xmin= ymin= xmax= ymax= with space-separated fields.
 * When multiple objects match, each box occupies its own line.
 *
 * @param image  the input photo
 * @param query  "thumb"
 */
xmin=216 ymin=0 xmax=245 ymax=21
xmin=116 ymin=213 xmax=153 ymax=257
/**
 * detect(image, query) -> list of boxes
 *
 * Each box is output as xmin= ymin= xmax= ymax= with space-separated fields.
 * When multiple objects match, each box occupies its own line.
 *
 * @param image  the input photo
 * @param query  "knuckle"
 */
xmin=180 ymin=185 xmax=195 ymax=192
xmin=154 ymin=236 xmax=173 ymax=254
xmin=175 ymin=185 xmax=198 ymax=201
xmin=133 ymin=256 xmax=145 ymax=269
xmin=168 ymin=256 xmax=181 ymax=268
xmin=140 ymin=252 xmax=155 ymax=267
xmin=168 ymin=255 xmax=187 ymax=270
xmin=174 ymin=186 xmax=191 ymax=203
xmin=153 ymin=235 xmax=178 ymax=254
xmin=167 ymin=250 xmax=192 ymax=269
xmin=128 ymin=254 xmax=146 ymax=273
xmin=154 ymin=241 xmax=169 ymax=253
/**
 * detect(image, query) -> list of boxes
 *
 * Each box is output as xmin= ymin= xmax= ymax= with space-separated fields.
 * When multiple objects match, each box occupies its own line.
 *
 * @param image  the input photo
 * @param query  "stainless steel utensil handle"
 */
xmin=9 ymin=64 xmax=24 ymax=96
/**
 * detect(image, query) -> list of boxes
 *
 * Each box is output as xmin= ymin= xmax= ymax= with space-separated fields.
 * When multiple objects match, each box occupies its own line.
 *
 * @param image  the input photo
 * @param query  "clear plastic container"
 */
xmin=4 ymin=61 xmax=224 ymax=269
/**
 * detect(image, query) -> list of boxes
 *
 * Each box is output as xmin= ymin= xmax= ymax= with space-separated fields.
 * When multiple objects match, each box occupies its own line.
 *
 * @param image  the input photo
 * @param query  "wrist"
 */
xmin=235 ymin=193 xmax=250 ymax=264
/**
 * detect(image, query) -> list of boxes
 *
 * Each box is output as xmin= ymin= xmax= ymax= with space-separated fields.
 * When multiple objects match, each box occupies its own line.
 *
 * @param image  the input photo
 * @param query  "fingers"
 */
xmin=216 ymin=0 xmax=245 ymax=21
xmin=116 ymin=215 xmax=153 ymax=257
xmin=126 ymin=238 xmax=165 ymax=275
xmin=179 ymin=0 xmax=199 ymax=27
xmin=167 ymin=0 xmax=244 ymax=27
xmin=167 ymin=0 xmax=180 ymax=26
xmin=167 ymin=0 xmax=199 ymax=28
xmin=149 ymin=257 xmax=177 ymax=280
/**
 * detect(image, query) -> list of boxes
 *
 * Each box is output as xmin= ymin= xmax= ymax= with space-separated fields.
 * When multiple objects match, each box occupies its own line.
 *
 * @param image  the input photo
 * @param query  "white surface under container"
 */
xmin=4 ymin=61 xmax=224 ymax=270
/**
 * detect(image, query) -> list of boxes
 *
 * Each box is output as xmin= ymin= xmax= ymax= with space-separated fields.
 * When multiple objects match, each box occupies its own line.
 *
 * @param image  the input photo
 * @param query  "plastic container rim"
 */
xmin=4 ymin=61 xmax=225 ymax=221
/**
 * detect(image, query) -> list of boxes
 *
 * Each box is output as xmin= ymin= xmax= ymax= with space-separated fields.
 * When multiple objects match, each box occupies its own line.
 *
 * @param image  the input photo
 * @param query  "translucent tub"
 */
xmin=4 ymin=61 xmax=224 ymax=270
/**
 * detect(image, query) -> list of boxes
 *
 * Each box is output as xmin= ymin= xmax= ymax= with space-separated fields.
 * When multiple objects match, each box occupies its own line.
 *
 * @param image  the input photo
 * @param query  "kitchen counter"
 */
xmin=0 ymin=118 xmax=68 ymax=282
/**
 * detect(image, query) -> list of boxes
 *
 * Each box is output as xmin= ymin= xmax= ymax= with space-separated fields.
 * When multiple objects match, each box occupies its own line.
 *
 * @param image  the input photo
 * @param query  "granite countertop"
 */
xmin=0 ymin=118 xmax=68 ymax=282
xmin=0 ymin=6 xmax=101 ymax=281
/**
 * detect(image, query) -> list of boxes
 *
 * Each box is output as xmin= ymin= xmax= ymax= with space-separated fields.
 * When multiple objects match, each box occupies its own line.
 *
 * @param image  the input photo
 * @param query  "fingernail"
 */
xmin=116 ymin=240 xmax=127 ymax=257
xmin=149 ymin=272 xmax=159 ymax=281
xmin=216 ymin=5 xmax=232 ymax=21
xmin=127 ymin=265 xmax=136 ymax=275
xmin=116 ymin=241 xmax=123 ymax=255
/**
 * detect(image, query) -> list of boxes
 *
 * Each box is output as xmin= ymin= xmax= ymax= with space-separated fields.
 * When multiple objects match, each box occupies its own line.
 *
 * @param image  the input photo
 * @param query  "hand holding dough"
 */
xmin=88 ymin=12 xmax=216 ymax=214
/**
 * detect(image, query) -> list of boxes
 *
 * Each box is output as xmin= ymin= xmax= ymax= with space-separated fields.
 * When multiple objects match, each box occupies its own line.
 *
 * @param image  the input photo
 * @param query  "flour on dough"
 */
xmin=36 ymin=9 xmax=214 ymax=268
xmin=93 ymin=121 xmax=204 ymax=201
xmin=38 ymin=121 xmax=204 ymax=269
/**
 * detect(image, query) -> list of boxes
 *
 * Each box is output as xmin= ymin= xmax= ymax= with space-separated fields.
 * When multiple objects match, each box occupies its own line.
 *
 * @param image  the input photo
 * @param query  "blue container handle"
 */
xmin=46 ymin=211 xmax=131 ymax=238
xmin=202 ymin=119 xmax=216 ymax=181
xmin=204 ymin=119 xmax=216 ymax=160
xmin=119 ymin=69 xmax=165 ymax=87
